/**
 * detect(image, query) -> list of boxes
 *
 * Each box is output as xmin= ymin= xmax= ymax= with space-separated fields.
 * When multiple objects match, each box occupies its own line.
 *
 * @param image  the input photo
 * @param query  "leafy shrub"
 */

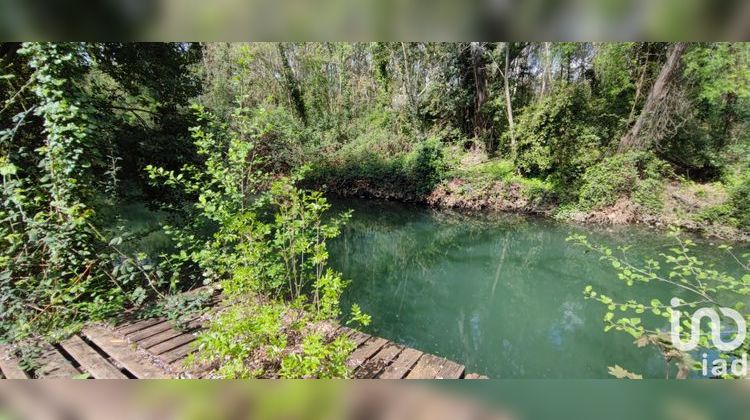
xmin=0 ymin=43 xmax=169 ymax=341
xmin=516 ymin=177 xmax=555 ymax=201
xmin=514 ymin=85 xmax=602 ymax=183
xmin=695 ymin=203 xmax=737 ymax=227
xmin=308 ymin=134 xmax=446 ymax=199
xmin=141 ymin=290 xmax=212 ymax=330
xmin=577 ymin=152 xmax=668 ymax=212
xmin=279 ymin=333 xmax=355 ymax=379
xmin=157 ymin=105 xmax=365 ymax=378
xmin=569 ymin=230 xmax=750 ymax=378
xmin=730 ymin=170 xmax=750 ymax=230
xmin=453 ymin=160 xmax=515 ymax=183
xmin=195 ymin=300 xmax=287 ymax=378
xmin=405 ymin=136 xmax=446 ymax=196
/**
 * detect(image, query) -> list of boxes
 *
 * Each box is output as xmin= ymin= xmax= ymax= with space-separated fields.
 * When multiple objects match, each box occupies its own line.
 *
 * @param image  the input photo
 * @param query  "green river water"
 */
xmin=328 ymin=198 xmax=749 ymax=379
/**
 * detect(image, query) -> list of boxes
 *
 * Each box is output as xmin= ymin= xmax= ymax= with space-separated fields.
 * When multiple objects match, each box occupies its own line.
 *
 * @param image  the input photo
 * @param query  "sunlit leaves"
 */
xmin=569 ymin=230 xmax=750 ymax=378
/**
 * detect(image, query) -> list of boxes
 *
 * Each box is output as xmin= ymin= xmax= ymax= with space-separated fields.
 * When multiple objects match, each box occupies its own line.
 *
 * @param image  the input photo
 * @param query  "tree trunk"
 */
xmin=400 ymin=42 xmax=417 ymax=119
xmin=541 ymin=42 xmax=551 ymax=96
xmin=470 ymin=42 xmax=489 ymax=145
xmin=277 ymin=43 xmax=307 ymax=125
xmin=618 ymin=43 xmax=687 ymax=152
xmin=502 ymin=44 xmax=516 ymax=161
xmin=627 ymin=52 xmax=648 ymax=125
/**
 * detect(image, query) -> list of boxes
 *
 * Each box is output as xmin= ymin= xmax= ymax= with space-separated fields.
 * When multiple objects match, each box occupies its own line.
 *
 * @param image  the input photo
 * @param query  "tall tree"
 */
xmin=277 ymin=43 xmax=307 ymax=125
xmin=618 ymin=43 xmax=687 ymax=152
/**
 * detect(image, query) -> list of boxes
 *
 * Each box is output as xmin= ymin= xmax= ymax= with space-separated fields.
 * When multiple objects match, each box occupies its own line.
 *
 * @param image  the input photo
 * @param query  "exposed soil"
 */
xmin=426 ymin=179 xmax=551 ymax=214
xmin=318 ymin=175 xmax=748 ymax=242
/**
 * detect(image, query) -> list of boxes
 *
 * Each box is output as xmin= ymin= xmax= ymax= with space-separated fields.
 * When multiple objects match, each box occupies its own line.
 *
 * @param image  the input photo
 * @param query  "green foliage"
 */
xmin=514 ymin=85 xmax=602 ymax=183
xmin=0 ymin=43 xmax=174 ymax=341
xmin=729 ymin=169 xmax=750 ymax=230
xmin=347 ymin=303 xmax=372 ymax=328
xmin=142 ymin=290 xmax=212 ymax=330
xmin=405 ymin=136 xmax=446 ymax=196
xmin=577 ymin=151 xmax=668 ymax=212
xmin=279 ymin=333 xmax=355 ymax=379
xmin=451 ymin=159 xmax=516 ymax=184
xmin=569 ymin=229 xmax=750 ymax=378
xmin=683 ymin=43 xmax=750 ymax=107
xmin=156 ymin=104 xmax=363 ymax=378
xmin=593 ymin=43 xmax=636 ymax=99
xmin=193 ymin=42 xmax=750 ymax=234
xmin=309 ymin=134 xmax=446 ymax=200
xmin=194 ymin=300 xmax=288 ymax=378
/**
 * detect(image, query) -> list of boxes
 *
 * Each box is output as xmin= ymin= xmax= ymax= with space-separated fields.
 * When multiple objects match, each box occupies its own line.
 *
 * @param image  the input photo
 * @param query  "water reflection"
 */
xmin=328 ymin=198 xmax=748 ymax=378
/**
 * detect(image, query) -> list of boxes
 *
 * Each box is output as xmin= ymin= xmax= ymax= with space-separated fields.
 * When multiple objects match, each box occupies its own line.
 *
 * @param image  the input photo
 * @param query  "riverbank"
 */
xmin=312 ymin=151 xmax=750 ymax=242
xmin=425 ymin=177 xmax=749 ymax=242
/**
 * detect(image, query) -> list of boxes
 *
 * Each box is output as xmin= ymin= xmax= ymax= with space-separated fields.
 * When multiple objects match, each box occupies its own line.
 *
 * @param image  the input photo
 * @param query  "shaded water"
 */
xmin=329 ymin=198 xmax=749 ymax=379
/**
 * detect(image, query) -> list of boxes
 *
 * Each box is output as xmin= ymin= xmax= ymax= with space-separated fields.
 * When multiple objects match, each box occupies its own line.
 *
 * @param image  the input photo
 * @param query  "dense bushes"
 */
xmin=0 ymin=43 xmax=183 ymax=341
xmin=308 ymin=135 xmax=446 ymax=200
xmin=730 ymin=169 xmax=750 ymax=230
xmin=514 ymin=85 xmax=602 ymax=184
xmin=577 ymin=152 xmax=668 ymax=212
xmin=151 ymin=104 xmax=368 ymax=378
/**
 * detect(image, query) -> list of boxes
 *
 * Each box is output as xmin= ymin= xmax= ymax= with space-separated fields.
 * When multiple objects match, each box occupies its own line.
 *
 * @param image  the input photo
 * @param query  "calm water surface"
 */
xmin=328 ymin=198 xmax=749 ymax=379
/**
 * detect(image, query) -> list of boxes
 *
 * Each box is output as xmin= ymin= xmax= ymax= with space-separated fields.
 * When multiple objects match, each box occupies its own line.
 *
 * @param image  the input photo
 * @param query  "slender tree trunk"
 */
xmin=541 ymin=42 xmax=551 ymax=96
xmin=277 ymin=43 xmax=307 ymax=125
xmin=471 ymin=42 xmax=489 ymax=146
xmin=400 ymin=42 xmax=417 ymax=119
xmin=627 ymin=53 xmax=648 ymax=125
xmin=618 ymin=42 xmax=687 ymax=152
xmin=502 ymin=44 xmax=516 ymax=162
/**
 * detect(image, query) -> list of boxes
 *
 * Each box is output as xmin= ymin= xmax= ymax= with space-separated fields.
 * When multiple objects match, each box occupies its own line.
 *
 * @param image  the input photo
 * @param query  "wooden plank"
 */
xmin=329 ymin=325 xmax=347 ymax=339
xmin=36 ymin=343 xmax=80 ymax=378
xmin=81 ymin=325 xmax=166 ymax=379
xmin=160 ymin=341 xmax=197 ymax=364
xmin=148 ymin=333 xmax=196 ymax=356
xmin=126 ymin=321 xmax=173 ymax=342
xmin=339 ymin=326 xmax=354 ymax=337
xmin=0 ymin=346 xmax=29 ymax=379
xmin=405 ymin=353 xmax=464 ymax=379
xmin=355 ymin=342 xmax=404 ymax=379
xmin=138 ymin=317 xmax=202 ymax=349
xmin=465 ymin=373 xmax=488 ymax=379
xmin=59 ymin=335 xmax=126 ymax=379
xmin=437 ymin=359 xmax=465 ymax=379
xmin=117 ymin=318 xmax=165 ymax=336
xmin=347 ymin=337 xmax=388 ymax=368
xmin=379 ymin=347 xmax=423 ymax=379
xmin=137 ymin=327 xmax=187 ymax=350
xmin=348 ymin=330 xmax=372 ymax=347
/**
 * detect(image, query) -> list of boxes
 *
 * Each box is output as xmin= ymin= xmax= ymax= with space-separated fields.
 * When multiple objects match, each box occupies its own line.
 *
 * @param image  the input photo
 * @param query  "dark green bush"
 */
xmin=406 ymin=136 xmax=446 ymax=196
xmin=307 ymin=136 xmax=446 ymax=199
xmin=578 ymin=152 xmax=668 ymax=212
xmin=514 ymin=85 xmax=602 ymax=183
xmin=730 ymin=169 xmax=750 ymax=230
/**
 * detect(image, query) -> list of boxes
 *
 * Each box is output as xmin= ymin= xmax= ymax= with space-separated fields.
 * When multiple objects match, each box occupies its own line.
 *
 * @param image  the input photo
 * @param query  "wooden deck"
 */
xmin=0 ymin=302 xmax=487 ymax=379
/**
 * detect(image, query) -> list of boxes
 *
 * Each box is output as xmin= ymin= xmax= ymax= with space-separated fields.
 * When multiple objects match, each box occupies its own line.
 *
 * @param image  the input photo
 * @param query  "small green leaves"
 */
xmin=0 ymin=162 xmax=17 ymax=176
xmin=347 ymin=304 xmax=372 ymax=328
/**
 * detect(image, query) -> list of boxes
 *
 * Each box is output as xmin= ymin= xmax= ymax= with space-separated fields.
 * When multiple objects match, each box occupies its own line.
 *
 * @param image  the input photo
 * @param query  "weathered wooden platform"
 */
xmin=0 ymin=300 xmax=486 ymax=379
